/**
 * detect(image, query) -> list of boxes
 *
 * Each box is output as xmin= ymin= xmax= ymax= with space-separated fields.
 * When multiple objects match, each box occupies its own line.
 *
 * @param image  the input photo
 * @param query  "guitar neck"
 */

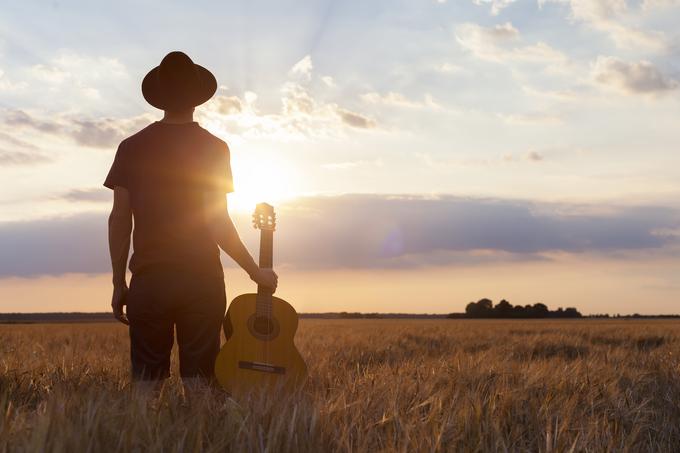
xmin=258 ymin=229 xmax=273 ymax=269
xmin=256 ymin=229 xmax=274 ymax=317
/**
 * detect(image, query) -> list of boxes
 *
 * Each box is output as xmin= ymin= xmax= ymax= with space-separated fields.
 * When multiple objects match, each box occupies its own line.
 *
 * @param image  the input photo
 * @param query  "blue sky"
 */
xmin=0 ymin=0 xmax=679 ymax=313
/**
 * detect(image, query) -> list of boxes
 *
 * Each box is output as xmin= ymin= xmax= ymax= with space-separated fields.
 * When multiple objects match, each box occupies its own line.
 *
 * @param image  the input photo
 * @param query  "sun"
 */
xmin=227 ymin=150 xmax=300 ymax=212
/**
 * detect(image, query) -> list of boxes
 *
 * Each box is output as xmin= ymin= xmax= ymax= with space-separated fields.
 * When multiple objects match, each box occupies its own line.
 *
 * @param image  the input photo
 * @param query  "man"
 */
xmin=104 ymin=51 xmax=277 ymax=384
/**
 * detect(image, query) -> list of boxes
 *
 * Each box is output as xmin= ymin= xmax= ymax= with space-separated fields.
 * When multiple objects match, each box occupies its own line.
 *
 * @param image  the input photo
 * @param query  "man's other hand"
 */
xmin=112 ymin=284 xmax=129 ymax=325
xmin=251 ymin=268 xmax=278 ymax=293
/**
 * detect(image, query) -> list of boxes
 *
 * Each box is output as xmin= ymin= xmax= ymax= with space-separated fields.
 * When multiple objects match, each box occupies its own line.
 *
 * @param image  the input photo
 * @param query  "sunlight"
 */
xmin=227 ymin=150 xmax=301 ymax=212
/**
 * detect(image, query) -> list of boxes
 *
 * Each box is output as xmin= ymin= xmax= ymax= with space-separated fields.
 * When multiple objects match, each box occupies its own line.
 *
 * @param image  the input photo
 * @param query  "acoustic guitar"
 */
xmin=214 ymin=203 xmax=307 ymax=392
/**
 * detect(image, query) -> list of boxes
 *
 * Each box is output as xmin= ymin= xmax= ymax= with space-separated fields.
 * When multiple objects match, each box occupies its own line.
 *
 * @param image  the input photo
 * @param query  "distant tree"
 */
xmin=495 ymin=299 xmax=513 ymax=318
xmin=564 ymin=307 xmax=582 ymax=318
xmin=466 ymin=299 xmax=494 ymax=318
xmin=512 ymin=305 xmax=525 ymax=318
xmin=465 ymin=302 xmax=478 ymax=317
xmin=462 ymin=299 xmax=582 ymax=319
xmin=532 ymin=303 xmax=549 ymax=318
xmin=478 ymin=298 xmax=493 ymax=311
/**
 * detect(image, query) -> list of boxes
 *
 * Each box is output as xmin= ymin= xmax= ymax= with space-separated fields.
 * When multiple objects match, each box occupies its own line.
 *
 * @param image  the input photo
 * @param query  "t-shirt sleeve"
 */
xmin=208 ymin=142 xmax=234 ymax=194
xmin=103 ymin=141 xmax=129 ymax=190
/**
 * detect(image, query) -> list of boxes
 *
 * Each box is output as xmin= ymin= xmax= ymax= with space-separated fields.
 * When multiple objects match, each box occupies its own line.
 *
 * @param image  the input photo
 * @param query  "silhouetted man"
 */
xmin=104 ymin=51 xmax=277 ymax=385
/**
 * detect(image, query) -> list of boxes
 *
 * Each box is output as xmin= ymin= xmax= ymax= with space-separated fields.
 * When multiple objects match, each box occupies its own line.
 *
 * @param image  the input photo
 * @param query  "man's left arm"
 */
xmin=108 ymin=186 xmax=132 ymax=324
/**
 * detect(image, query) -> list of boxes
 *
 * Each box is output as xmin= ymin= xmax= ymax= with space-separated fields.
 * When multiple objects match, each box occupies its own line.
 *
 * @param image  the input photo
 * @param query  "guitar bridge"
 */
xmin=238 ymin=360 xmax=286 ymax=374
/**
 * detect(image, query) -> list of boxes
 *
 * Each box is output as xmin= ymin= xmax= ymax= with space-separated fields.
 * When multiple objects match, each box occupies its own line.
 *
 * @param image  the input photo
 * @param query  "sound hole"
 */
xmin=247 ymin=314 xmax=280 ymax=341
xmin=253 ymin=316 xmax=274 ymax=335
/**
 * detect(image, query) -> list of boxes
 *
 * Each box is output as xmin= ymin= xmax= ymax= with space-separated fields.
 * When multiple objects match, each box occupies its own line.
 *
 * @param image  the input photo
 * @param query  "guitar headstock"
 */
xmin=252 ymin=203 xmax=276 ymax=231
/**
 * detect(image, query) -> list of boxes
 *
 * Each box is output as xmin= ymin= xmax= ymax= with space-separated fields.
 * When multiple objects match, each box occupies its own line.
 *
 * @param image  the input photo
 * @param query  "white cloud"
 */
xmin=456 ymin=22 xmax=519 ymax=60
xmin=214 ymin=96 xmax=243 ymax=115
xmin=456 ymin=22 xmax=567 ymax=65
xmin=540 ymin=0 xmax=665 ymax=51
xmin=361 ymin=91 xmax=441 ymax=109
xmin=198 ymin=57 xmax=377 ymax=140
xmin=500 ymin=112 xmax=564 ymax=124
xmin=29 ymin=51 xmax=127 ymax=94
xmin=435 ymin=62 xmax=463 ymax=74
xmin=521 ymin=85 xmax=581 ymax=102
xmin=472 ymin=0 xmax=518 ymax=15
xmin=321 ymin=76 xmax=336 ymax=87
xmin=289 ymin=55 xmax=313 ymax=81
xmin=642 ymin=0 xmax=680 ymax=9
xmin=0 ymin=68 xmax=28 ymax=92
xmin=591 ymin=56 xmax=678 ymax=94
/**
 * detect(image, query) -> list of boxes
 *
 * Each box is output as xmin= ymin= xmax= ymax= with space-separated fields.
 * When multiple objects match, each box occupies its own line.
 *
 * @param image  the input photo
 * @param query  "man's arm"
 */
xmin=203 ymin=191 xmax=278 ymax=291
xmin=108 ymin=186 xmax=133 ymax=324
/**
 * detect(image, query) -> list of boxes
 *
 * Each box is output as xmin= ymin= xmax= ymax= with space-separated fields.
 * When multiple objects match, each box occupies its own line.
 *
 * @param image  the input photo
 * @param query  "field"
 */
xmin=1 ymin=319 xmax=680 ymax=452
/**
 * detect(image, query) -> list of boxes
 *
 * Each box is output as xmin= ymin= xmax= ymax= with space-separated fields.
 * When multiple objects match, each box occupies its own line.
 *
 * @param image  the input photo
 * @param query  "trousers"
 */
xmin=126 ymin=267 xmax=226 ymax=381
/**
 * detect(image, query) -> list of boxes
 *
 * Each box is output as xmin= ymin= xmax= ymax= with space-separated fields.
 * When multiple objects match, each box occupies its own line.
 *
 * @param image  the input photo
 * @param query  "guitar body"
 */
xmin=215 ymin=293 xmax=307 ymax=393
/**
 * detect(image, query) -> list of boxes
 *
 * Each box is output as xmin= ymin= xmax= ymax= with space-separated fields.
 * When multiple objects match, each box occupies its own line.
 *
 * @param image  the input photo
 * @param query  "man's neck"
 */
xmin=161 ymin=109 xmax=195 ymax=124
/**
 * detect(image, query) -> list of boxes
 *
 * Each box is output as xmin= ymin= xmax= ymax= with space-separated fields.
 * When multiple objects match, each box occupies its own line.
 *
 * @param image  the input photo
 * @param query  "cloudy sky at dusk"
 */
xmin=1 ymin=0 xmax=679 ymax=313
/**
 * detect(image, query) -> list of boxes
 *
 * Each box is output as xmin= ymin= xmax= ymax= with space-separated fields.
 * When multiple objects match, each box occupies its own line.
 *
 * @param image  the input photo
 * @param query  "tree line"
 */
xmin=455 ymin=298 xmax=582 ymax=319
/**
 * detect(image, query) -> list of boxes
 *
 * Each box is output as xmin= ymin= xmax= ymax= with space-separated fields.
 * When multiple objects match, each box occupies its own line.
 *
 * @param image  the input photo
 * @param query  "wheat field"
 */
xmin=1 ymin=319 xmax=679 ymax=452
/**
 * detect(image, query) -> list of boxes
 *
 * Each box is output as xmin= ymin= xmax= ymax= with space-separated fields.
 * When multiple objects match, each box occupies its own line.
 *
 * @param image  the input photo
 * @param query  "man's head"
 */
xmin=142 ymin=51 xmax=216 ymax=111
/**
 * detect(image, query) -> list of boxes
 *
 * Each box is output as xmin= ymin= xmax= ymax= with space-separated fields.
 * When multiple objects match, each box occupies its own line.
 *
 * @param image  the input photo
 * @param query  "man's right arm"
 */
xmin=203 ymin=191 xmax=278 ymax=291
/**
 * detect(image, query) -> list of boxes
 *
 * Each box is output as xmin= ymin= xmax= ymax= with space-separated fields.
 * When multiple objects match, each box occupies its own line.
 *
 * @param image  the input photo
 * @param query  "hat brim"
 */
xmin=142 ymin=64 xmax=217 ymax=110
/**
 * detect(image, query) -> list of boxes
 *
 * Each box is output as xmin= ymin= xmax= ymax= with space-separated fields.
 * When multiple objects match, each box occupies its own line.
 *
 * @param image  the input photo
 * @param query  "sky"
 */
xmin=0 ymin=0 xmax=679 ymax=314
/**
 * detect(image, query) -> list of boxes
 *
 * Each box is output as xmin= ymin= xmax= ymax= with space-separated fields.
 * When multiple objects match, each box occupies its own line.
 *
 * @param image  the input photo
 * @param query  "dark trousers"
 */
xmin=126 ymin=268 xmax=226 ymax=381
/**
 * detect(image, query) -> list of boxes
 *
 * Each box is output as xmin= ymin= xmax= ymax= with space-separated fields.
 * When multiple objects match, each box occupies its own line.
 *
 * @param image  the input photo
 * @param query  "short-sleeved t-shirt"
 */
xmin=104 ymin=121 xmax=233 ymax=277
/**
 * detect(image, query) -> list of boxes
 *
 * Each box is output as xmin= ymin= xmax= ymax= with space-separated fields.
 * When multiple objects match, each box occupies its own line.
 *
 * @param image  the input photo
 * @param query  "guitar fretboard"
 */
xmin=255 ymin=228 xmax=274 ymax=318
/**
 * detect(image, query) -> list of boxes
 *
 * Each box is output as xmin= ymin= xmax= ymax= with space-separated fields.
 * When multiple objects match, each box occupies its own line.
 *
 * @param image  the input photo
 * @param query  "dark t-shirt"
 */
xmin=104 ymin=121 xmax=233 ymax=277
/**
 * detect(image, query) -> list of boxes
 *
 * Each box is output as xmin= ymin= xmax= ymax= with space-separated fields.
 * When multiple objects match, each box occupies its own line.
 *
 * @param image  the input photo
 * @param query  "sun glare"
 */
xmin=227 ymin=151 xmax=300 ymax=212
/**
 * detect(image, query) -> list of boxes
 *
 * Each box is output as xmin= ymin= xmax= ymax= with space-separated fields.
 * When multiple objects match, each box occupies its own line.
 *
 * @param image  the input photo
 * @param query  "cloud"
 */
xmin=434 ymin=63 xmax=463 ymax=74
xmin=526 ymin=150 xmax=544 ymax=161
xmin=289 ymin=55 xmax=313 ymax=81
xmin=0 ymin=128 xmax=49 ymax=165
xmin=0 ymin=148 xmax=51 ymax=166
xmin=0 ymin=195 xmax=677 ymax=277
xmin=1 ymin=109 xmax=153 ymax=149
xmin=27 ymin=50 xmax=128 ymax=101
xmin=456 ymin=22 xmax=567 ymax=64
xmin=320 ymin=76 xmax=336 ymax=88
xmin=0 ymin=212 xmax=109 ymax=277
xmin=214 ymin=96 xmax=243 ymax=115
xmin=199 ymin=56 xmax=377 ymax=138
xmin=336 ymin=108 xmax=377 ymax=129
xmin=521 ymin=85 xmax=581 ymax=102
xmin=642 ymin=0 xmax=680 ymax=9
xmin=502 ymin=151 xmax=545 ymax=162
xmin=361 ymin=92 xmax=441 ymax=109
xmin=3 ymin=54 xmax=374 ymax=149
xmin=539 ymin=0 xmax=665 ymax=50
xmin=472 ymin=0 xmax=518 ymax=15
xmin=4 ymin=109 xmax=61 ymax=134
xmin=0 ymin=131 xmax=39 ymax=150
xmin=71 ymin=117 xmax=150 ymax=148
xmin=592 ymin=56 xmax=679 ymax=94
xmin=0 ymin=68 xmax=27 ymax=92
xmin=500 ymin=111 xmax=563 ymax=124
xmin=55 ymin=188 xmax=111 ymax=203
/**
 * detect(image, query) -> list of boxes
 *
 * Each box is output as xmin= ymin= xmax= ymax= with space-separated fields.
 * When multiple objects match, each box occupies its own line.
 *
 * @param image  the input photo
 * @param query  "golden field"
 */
xmin=1 ymin=319 xmax=679 ymax=452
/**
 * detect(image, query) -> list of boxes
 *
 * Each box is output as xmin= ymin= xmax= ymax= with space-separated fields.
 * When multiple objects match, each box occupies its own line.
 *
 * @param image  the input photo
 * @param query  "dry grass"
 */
xmin=1 ymin=319 xmax=680 ymax=452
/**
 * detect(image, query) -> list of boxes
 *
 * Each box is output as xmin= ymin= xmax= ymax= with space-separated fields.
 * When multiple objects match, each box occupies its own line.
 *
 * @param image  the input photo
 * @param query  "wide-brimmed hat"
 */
xmin=142 ymin=51 xmax=217 ymax=110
